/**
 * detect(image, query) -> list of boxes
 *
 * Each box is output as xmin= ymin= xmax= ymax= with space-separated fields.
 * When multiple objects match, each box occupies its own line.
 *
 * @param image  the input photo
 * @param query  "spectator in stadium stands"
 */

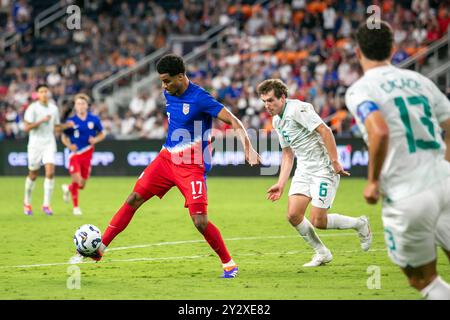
xmin=1 ymin=0 xmax=449 ymax=140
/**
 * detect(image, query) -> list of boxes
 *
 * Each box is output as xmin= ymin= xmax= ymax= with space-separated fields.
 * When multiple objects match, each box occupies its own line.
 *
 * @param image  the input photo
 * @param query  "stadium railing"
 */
xmin=0 ymin=0 xmax=76 ymax=52
xmin=34 ymin=0 xmax=76 ymax=37
xmin=92 ymin=0 xmax=278 ymax=113
xmin=92 ymin=46 xmax=171 ymax=114
xmin=426 ymin=60 xmax=450 ymax=91
xmin=92 ymin=21 xmax=236 ymax=115
xmin=127 ymin=20 xmax=240 ymax=105
xmin=398 ymin=27 xmax=449 ymax=91
xmin=0 ymin=31 xmax=21 ymax=53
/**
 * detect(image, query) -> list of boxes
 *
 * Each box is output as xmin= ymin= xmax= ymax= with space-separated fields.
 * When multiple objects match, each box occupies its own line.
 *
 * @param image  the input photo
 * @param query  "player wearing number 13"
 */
xmin=346 ymin=21 xmax=450 ymax=299
xmin=77 ymin=54 xmax=261 ymax=278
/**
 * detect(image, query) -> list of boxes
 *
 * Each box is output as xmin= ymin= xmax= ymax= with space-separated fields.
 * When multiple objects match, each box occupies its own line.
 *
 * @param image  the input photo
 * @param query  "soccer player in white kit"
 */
xmin=258 ymin=79 xmax=372 ymax=267
xmin=346 ymin=21 xmax=450 ymax=299
xmin=23 ymin=84 xmax=73 ymax=215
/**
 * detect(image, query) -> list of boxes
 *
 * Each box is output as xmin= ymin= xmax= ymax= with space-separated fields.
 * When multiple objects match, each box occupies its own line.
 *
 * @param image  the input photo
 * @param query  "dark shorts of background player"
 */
xmin=68 ymin=148 xmax=94 ymax=180
xmin=133 ymin=148 xmax=208 ymax=215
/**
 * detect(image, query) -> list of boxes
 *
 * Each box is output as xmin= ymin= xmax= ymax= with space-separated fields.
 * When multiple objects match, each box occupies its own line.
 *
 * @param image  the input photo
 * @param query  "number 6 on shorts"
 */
xmin=319 ymin=182 xmax=328 ymax=197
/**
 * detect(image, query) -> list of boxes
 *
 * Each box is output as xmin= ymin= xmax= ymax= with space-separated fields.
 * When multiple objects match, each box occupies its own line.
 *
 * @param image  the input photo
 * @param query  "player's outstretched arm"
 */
xmin=56 ymin=121 xmax=75 ymax=131
xmin=216 ymin=107 xmax=261 ymax=166
xmin=364 ymin=110 xmax=389 ymax=204
xmin=54 ymin=121 xmax=75 ymax=136
xmin=267 ymin=147 xmax=294 ymax=202
xmin=440 ymin=118 xmax=450 ymax=163
xmin=315 ymin=123 xmax=350 ymax=176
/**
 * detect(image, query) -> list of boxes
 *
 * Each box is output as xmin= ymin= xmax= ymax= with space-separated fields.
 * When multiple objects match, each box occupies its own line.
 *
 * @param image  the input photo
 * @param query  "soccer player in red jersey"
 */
xmin=61 ymin=93 xmax=105 ymax=215
xmin=80 ymin=54 xmax=260 ymax=278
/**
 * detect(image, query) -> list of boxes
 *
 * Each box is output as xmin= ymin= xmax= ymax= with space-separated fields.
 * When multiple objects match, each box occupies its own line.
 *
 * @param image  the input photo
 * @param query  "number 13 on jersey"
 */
xmin=394 ymin=95 xmax=440 ymax=153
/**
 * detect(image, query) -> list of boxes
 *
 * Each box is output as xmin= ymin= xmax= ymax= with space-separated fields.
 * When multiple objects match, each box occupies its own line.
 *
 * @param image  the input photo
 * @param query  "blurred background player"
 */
xmin=346 ymin=21 xmax=450 ymax=299
xmin=259 ymin=79 xmax=372 ymax=267
xmin=23 ymin=84 xmax=72 ymax=216
xmin=78 ymin=54 xmax=260 ymax=278
xmin=61 ymin=93 xmax=105 ymax=215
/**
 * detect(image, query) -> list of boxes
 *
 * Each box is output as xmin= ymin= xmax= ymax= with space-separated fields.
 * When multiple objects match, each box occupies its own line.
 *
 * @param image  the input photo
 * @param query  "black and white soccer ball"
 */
xmin=73 ymin=224 xmax=102 ymax=255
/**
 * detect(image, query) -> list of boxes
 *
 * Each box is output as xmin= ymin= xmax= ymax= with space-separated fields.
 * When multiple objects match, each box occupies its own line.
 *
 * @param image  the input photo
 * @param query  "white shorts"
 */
xmin=27 ymin=144 xmax=56 ymax=171
xmin=382 ymin=176 xmax=450 ymax=268
xmin=288 ymin=171 xmax=340 ymax=209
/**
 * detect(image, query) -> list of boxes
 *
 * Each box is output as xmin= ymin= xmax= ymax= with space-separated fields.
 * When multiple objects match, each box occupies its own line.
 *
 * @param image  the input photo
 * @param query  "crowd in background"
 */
xmin=0 ymin=0 xmax=449 ymax=141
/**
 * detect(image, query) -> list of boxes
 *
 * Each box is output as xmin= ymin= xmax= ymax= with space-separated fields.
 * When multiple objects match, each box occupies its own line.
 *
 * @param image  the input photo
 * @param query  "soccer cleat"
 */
xmin=222 ymin=265 xmax=238 ymax=278
xmin=23 ymin=204 xmax=33 ymax=216
xmin=73 ymin=207 xmax=82 ymax=216
xmin=89 ymin=249 xmax=103 ymax=262
xmin=77 ymin=248 xmax=103 ymax=262
xmin=42 ymin=205 xmax=53 ymax=216
xmin=303 ymin=249 xmax=333 ymax=267
xmin=357 ymin=216 xmax=372 ymax=251
xmin=62 ymin=184 xmax=70 ymax=203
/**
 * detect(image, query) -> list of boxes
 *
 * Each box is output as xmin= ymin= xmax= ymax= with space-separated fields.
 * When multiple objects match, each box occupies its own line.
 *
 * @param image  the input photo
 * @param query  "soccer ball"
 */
xmin=73 ymin=224 xmax=102 ymax=255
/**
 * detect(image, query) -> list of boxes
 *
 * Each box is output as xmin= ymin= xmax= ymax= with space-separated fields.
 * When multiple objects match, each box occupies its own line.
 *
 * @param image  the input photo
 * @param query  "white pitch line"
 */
xmin=107 ymin=248 xmax=387 ymax=264
xmin=108 ymin=232 xmax=382 ymax=252
xmin=0 ymin=232 xmax=383 ymax=269
xmin=0 ymin=248 xmax=387 ymax=269
xmin=0 ymin=260 xmax=97 ymax=269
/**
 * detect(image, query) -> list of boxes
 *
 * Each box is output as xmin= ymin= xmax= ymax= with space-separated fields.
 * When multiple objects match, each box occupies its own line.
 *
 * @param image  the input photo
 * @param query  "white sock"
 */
xmin=223 ymin=259 xmax=236 ymax=268
xmin=24 ymin=177 xmax=35 ymax=205
xmin=327 ymin=213 xmax=361 ymax=230
xmin=295 ymin=218 xmax=327 ymax=254
xmin=420 ymin=276 xmax=450 ymax=300
xmin=43 ymin=178 xmax=55 ymax=207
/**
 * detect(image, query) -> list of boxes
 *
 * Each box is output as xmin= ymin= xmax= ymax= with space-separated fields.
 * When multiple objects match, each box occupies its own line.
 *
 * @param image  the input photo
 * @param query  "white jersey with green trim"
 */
xmin=345 ymin=64 xmax=450 ymax=201
xmin=24 ymin=100 xmax=60 ymax=149
xmin=273 ymin=98 xmax=334 ymax=175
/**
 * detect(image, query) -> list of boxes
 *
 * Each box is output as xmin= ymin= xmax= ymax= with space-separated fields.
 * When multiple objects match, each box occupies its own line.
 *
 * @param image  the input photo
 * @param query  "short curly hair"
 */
xmin=257 ymin=79 xmax=288 ymax=99
xmin=156 ymin=54 xmax=186 ymax=76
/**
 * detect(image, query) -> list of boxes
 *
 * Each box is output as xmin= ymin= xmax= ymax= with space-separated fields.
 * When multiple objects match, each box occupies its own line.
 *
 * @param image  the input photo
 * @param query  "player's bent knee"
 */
xmin=126 ymin=192 xmax=145 ymax=209
xmin=286 ymin=212 xmax=303 ymax=226
xmin=194 ymin=221 xmax=208 ymax=233
xmin=28 ymin=171 xmax=38 ymax=180
xmin=45 ymin=172 xmax=55 ymax=179
xmin=403 ymin=264 xmax=437 ymax=290
xmin=407 ymin=276 xmax=434 ymax=291
xmin=191 ymin=215 xmax=208 ymax=233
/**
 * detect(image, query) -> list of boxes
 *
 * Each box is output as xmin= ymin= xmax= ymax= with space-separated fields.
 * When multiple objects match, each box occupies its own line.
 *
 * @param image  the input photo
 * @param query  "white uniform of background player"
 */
xmin=347 ymin=65 xmax=450 ymax=268
xmin=259 ymin=79 xmax=372 ymax=267
xmin=25 ymin=100 xmax=60 ymax=171
xmin=23 ymin=85 xmax=71 ymax=215
xmin=346 ymin=20 xmax=450 ymax=299
xmin=273 ymin=99 xmax=340 ymax=209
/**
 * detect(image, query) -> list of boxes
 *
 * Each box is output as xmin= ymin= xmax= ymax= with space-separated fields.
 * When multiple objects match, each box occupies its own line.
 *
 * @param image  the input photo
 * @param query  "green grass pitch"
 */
xmin=0 ymin=176 xmax=448 ymax=300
